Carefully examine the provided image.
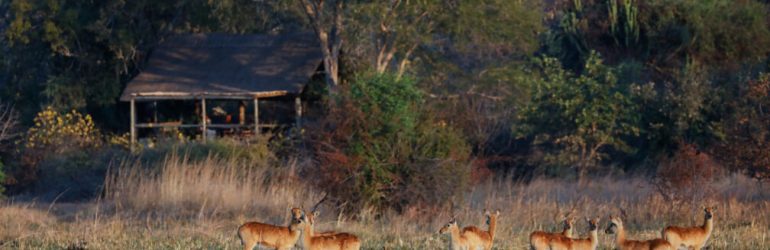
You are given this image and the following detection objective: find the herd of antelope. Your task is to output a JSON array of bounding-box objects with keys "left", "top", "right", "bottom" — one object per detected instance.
[{"left": 237, "top": 206, "right": 716, "bottom": 250}]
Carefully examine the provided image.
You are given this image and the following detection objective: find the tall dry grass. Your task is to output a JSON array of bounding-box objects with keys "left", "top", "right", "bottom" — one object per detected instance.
[
  {"left": 1, "top": 154, "right": 769, "bottom": 249},
  {"left": 104, "top": 154, "right": 322, "bottom": 222}
]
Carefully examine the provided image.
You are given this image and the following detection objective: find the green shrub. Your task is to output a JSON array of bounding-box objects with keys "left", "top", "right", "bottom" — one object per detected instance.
[
  {"left": 33, "top": 147, "right": 126, "bottom": 201},
  {"left": 137, "top": 136, "right": 276, "bottom": 169},
  {"left": 20, "top": 106, "right": 101, "bottom": 151},
  {"left": 9, "top": 107, "right": 106, "bottom": 192},
  {"left": 545, "top": 0, "right": 770, "bottom": 72},
  {"left": 308, "top": 72, "right": 472, "bottom": 214},
  {"left": 514, "top": 52, "right": 641, "bottom": 178}
]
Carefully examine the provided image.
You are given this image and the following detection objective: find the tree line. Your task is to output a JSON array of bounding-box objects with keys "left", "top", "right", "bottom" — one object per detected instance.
[{"left": 1, "top": 0, "right": 770, "bottom": 206}]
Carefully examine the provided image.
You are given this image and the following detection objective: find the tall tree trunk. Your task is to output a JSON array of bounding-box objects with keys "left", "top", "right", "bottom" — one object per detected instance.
[{"left": 302, "top": 0, "right": 344, "bottom": 93}]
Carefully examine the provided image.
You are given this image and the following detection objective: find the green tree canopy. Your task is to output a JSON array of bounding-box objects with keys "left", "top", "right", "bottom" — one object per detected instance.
[{"left": 515, "top": 52, "right": 641, "bottom": 178}]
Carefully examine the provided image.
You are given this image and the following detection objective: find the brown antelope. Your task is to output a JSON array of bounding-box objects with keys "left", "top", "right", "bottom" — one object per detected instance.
[
  {"left": 237, "top": 207, "right": 306, "bottom": 250},
  {"left": 662, "top": 206, "right": 715, "bottom": 250},
  {"left": 548, "top": 217, "right": 601, "bottom": 250},
  {"left": 299, "top": 210, "right": 361, "bottom": 250},
  {"left": 439, "top": 218, "right": 476, "bottom": 250},
  {"left": 453, "top": 210, "right": 499, "bottom": 250},
  {"left": 605, "top": 215, "right": 673, "bottom": 250},
  {"left": 480, "top": 210, "right": 500, "bottom": 250},
  {"left": 529, "top": 217, "right": 576, "bottom": 250},
  {"left": 453, "top": 210, "right": 500, "bottom": 250}
]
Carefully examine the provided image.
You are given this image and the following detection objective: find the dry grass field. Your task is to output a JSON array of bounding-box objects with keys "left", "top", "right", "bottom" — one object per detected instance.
[{"left": 1, "top": 156, "right": 768, "bottom": 249}]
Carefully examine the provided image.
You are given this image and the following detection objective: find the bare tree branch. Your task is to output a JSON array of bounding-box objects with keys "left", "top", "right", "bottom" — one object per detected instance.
[
  {"left": 301, "top": 0, "right": 344, "bottom": 90},
  {"left": 0, "top": 102, "right": 19, "bottom": 147}
]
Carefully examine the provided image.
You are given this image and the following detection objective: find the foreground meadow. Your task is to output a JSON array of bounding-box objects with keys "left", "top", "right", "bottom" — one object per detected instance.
[{"left": 1, "top": 156, "right": 768, "bottom": 250}]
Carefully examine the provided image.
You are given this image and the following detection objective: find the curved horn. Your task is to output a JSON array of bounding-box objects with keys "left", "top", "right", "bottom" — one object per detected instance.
[{"left": 311, "top": 192, "right": 328, "bottom": 213}]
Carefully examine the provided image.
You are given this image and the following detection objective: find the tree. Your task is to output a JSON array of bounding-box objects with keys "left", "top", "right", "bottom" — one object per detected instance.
[
  {"left": 307, "top": 72, "right": 471, "bottom": 213},
  {"left": 544, "top": 0, "right": 770, "bottom": 74},
  {"left": 0, "top": 101, "right": 19, "bottom": 197},
  {"left": 714, "top": 73, "right": 770, "bottom": 182},
  {"left": 0, "top": 102, "right": 19, "bottom": 146},
  {"left": 514, "top": 52, "right": 641, "bottom": 178},
  {"left": 1, "top": 0, "right": 302, "bottom": 129},
  {"left": 301, "top": 0, "right": 344, "bottom": 90},
  {"left": 346, "top": 0, "right": 441, "bottom": 79}
]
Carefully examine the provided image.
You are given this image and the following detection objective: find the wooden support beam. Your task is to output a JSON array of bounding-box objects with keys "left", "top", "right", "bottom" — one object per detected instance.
[
  {"left": 127, "top": 91, "right": 290, "bottom": 101},
  {"left": 253, "top": 98, "right": 260, "bottom": 134},
  {"left": 295, "top": 96, "right": 302, "bottom": 128},
  {"left": 135, "top": 123, "right": 200, "bottom": 128},
  {"left": 130, "top": 98, "right": 137, "bottom": 151},
  {"left": 239, "top": 101, "right": 246, "bottom": 126},
  {"left": 201, "top": 97, "right": 207, "bottom": 142}
]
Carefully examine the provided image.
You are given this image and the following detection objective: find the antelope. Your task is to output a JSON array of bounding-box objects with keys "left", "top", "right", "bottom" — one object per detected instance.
[
  {"left": 237, "top": 207, "right": 306, "bottom": 250},
  {"left": 605, "top": 215, "right": 673, "bottom": 250},
  {"left": 438, "top": 218, "right": 477, "bottom": 250},
  {"left": 480, "top": 210, "right": 500, "bottom": 250},
  {"left": 455, "top": 210, "right": 499, "bottom": 250},
  {"left": 549, "top": 217, "right": 601, "bottom": 250},
  {"left": 299, "top": 210, "right": 361, "bottom": 250},
  {"left": 662, "top": 206, "right": 716, "bottom": 250},
  {"left": 450, "top": 210, "right": 500, "bottom": 250},
  {"left": 529, "top": 217, "right": 576, "bottom": 250}
]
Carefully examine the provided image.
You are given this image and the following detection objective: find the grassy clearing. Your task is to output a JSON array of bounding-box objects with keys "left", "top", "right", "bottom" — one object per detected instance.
[{"left": 1, "top": 156, "right": 768, "bottom": 249}]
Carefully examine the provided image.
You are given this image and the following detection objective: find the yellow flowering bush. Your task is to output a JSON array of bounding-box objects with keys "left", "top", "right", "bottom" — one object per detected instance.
[{"left": 22, "top": 106, "right": 102, "bottom": 150}]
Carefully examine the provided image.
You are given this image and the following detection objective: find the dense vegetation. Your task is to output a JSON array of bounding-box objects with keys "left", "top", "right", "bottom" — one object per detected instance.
[{"left": 1, "top": 0, "right": 770, "bottom": 213}]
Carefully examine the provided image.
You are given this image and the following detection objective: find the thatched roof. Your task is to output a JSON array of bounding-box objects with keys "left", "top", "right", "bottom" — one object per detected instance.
[{"left": 120, "top": 32, "right": 322, "bottom": 101}]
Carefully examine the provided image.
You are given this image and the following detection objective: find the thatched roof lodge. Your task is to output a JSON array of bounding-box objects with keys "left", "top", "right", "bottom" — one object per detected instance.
[{"left": 121, "top": 32, "right": 322, "bottom": 146}]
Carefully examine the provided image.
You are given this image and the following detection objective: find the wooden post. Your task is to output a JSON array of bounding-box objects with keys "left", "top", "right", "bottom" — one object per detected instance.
[
  {"left": 295, "top": 96, "right": 302, "bottom": 128},
  {"left": 239, "top": 101, "right": 246, "bottom": 126},
  {"left": 130, "top": 97, "right": 137, "bottom": 150},
  {"left": 201, "top": 97, "right": 207, "bottom": 142},
  {"left": 253, "top": 98, "right": 259, "bottom": 134},
  {"left": 152, "top": 101, "right": 158, "bottom": 123}
]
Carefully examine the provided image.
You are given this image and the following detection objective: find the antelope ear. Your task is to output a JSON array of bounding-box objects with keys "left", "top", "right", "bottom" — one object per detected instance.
[{"left": 495, "top": 210, "right": 500, "bottom": 216}]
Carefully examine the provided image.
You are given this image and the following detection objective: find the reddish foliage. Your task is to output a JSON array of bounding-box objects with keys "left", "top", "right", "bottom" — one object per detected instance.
[
  {"left": 305, "top": 98, "right": 369, "bottom": 207},
  {"left": 654, "top": 143, "right": 723, "bottom": 203},
  {"left": 712, "top": 75, "right": 770, "bottom": 181},
  {"left": 470, "top": 158, "right": 494, "bottom": 184}
]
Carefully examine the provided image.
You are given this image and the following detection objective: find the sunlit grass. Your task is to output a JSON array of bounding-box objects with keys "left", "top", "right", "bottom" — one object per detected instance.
[{"left": 1, "top": 156, "right": 768, "bottom": 249}]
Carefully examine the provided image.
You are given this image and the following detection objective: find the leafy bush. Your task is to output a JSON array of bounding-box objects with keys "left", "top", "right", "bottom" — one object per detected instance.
[
  {"left": 32, "top": 147, "right": 126, "bottom": 201},
  {"left": 713, "top": 73, "right": 770, "bottom": 181},
  {"left": 21, "top": 106, "right": 101, "bottom": 151},
  {"left": 137, "top": 136, "right": 276, "bottom": 169},
  {"left": 514, "top": 52, "right": 641, "bottom": 178},
  {"left": 545, "top": 0, "right": 770, "bottom": 72},
  {"left": 9, "top": 107, "right": 104, "bottom": 189},
  {"left": 654, "top": 143, "right": 723, "bottom": 203},
  {"left": 307, "top": 72, "right": 471, "bottom": 214}
]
